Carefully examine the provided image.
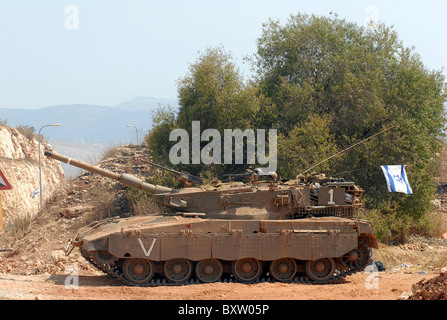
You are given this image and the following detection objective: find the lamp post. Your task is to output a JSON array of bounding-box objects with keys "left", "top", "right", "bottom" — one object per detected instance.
[
  {"left": 127, "top": 124, "right": 139, "bottom": 145},
  {"left": 38, "top": 123, "right": 60, "bottom": 209}
]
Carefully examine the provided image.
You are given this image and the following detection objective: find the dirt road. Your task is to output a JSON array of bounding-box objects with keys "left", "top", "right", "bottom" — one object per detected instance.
[{"left": 0, "top": 270, "right": 435, "bottom": 300}]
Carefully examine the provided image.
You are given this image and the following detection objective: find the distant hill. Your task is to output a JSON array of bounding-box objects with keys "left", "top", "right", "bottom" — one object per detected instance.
[{"left": 0, "top": 97, "right": 179, "bottom": 144}]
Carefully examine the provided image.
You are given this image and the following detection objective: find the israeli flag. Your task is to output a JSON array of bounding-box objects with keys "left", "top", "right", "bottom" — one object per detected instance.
[{"left": 381, "top": 165, "right": 413, "bottom": 195}]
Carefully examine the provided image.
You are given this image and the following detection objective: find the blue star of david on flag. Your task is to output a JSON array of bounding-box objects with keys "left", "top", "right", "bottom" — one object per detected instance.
[{"left": 381, "top": 165, "right": 413, "bottom": 195}]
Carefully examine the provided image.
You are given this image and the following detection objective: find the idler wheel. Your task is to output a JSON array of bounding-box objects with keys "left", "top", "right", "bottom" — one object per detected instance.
[
  {"left": 195, "top": 259, "right": 223, "bottom": 283},
  {"left": 231, "top": 258, "right": 262, "bottom": 283},
  {"left": 163, "top": 258, "right": 192, "bottom": 283},
  {"left": 122, "top": 258, "right": 154, "bottom": 285},
  {"left": 339, "top": 240, "right": 371, "bottom": 271},
  {"left": 305, "top": 258, "right": 335, "bottom": 282},
  {"left": 269, "top": 258, "right": 297, "bottom": 282}
]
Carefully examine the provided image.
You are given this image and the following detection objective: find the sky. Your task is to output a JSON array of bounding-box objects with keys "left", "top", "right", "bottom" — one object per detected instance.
[{"left": 0, "top": 0, "right": 446, "bottom": 109}]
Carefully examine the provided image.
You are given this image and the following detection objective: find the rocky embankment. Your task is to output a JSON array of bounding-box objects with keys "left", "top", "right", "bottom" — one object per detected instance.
[{"left": 0, "top": 126, "right": 65, "bottom": 221}]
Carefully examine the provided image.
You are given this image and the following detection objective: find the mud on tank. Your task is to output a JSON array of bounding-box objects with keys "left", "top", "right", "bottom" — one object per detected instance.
[{"left": 46, "top": 150, "right": 378, "bottom": 286}]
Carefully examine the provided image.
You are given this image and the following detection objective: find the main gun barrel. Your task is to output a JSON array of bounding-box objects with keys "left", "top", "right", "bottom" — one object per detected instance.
[{"left": 44, "top": 150, "right": 173, "bottom": 194}]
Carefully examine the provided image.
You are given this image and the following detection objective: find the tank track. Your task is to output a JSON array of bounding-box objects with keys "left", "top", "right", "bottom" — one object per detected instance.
[{"left": 79, "top": 248, "right": 366, "bottom": 287}]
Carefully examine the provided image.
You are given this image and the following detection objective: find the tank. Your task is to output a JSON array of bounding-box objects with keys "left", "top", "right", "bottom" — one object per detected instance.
[{"left": 45, "top": 149, "right": 378, "bottom": 286}]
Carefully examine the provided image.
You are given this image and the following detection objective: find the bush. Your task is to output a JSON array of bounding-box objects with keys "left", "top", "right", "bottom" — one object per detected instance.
[
  {"left": 15, "top": 125, "right": 49, "bottom": 143},
  {"left": 359, "top": 207, "right": 437, "bottom": 244},
  {"left": 15, "top": 125, "right": 37, "bottom": 140}
]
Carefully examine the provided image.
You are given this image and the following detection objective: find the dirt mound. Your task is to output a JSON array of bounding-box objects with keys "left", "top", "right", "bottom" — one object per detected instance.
[
  {"left": 409, "top": 272, "right": 447, "bottom": 300},
  {"left": 374, "top": 234, "right": 447, "bottom": 274},
  {"left": 0, "top": 144, "right": 155, "bottom": 276}
]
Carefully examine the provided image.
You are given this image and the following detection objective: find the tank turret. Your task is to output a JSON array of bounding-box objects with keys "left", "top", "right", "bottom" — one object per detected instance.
[
  {"left": 45, "top": 149, "right": 378, "bottom": 286},
  {"left": 45, "top": 150, "right": 364, "bottom": 220}
]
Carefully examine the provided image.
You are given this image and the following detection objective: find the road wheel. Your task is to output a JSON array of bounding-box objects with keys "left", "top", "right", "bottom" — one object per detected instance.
[
  {"left": 195, "top": 259, "right": 223, "bottom": 283},
  {"left": 269, "top": 258, "right": 297, "bottom": 282},
  {"left": 163, "top": 258, "right": 192, "bottom": 283},
  {"left": 305, "top": 258, "right": 335, "bottom": 282},
  {"left": 122, "top": 258, "right": 154, "bottom": 285},
  {"left": 231, "top": 258, "right": 262, "bottom": 283}
]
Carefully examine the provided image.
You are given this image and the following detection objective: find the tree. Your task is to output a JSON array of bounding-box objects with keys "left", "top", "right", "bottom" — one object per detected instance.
[
  {"left": 177, "top": 46, "right": 263, "bottom": 132},
  {"left": 146, "top": 104, "right": 178, "bottom": 164},
  {"left": 255, "top": 13, "right": 447, "bottom": 236},
  {"left": 147, "top": 47, "right": 269, "bottom": 177}
]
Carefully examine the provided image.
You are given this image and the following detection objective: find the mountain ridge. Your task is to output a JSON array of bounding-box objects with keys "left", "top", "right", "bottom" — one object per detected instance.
[{"left": 0, "top": 97, "right": 179, "bottom": 144}]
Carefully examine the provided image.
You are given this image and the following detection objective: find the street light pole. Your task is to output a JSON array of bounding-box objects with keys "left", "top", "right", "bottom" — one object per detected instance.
[
  {"left": 38, "top": 123, "right": 60, "bottom": 209},
  {"left": 127, "top": 124, "right": 139, "bottom": 145}
]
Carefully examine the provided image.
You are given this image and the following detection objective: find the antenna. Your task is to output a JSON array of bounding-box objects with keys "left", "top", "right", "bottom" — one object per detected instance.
[{"left": 298, "top": 125, "right": 396, "bottom": 177}]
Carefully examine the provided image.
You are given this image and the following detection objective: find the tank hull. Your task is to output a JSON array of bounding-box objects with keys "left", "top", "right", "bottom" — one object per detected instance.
[{"left": 70, "top": 214, "right": 378, "bottom": 285}]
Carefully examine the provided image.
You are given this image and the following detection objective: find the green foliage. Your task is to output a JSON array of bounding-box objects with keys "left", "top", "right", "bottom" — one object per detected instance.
[
  {"left": 256, "top": 14, "right": 399, "bottom": 134},
  {"left": 146, "top": 104, "right": 178, "bottom": 165},
  {"left": 360, "top": 207, "right": 436, "bottom": 243},
  {"left": 144, "top": 169, "right": 180, "bottom": 189},
  {"left": 146, "top": 12, "right": 447, "bottom": 237},
  {"left": 277, "top": 113, "right": 338, "bottom": 179},
  {"left": 147, "top": 46, "right": 270, "bottom": 177},
  {"left": 177, "top": 46, "right": 265, "bottom": 131},
  {"left": 255, "top": 13, "right": 446, "bottom": 224}
]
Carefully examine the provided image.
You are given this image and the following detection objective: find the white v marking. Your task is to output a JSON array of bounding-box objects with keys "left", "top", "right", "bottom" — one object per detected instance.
[{"left": 137, "top": 238, "right": 157, "bottom": 257}]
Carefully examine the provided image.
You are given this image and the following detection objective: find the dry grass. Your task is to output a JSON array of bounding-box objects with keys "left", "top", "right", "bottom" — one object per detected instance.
[
  {"left": 428, "top": 211, "right": 447, "bottom": 237},
  {"left": 15, "top": 125, "right": 48, "bottom": 143},
  {"left": 125, "top": 188, "right": 163, "bottom": 217},
  {"left": 0, "top": 213, "right": 33, "bottom": 249},
  {"left": 75, "top": 183, "right": 121, "bottom": 227},
  {"left": 100, "top": 146, "right": 119, "bottom": 162}
]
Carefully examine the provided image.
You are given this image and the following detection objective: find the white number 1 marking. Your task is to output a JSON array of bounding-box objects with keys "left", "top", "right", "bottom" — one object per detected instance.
[{"left": 328, "top": 189, "right": 336, "bottom": 205}]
